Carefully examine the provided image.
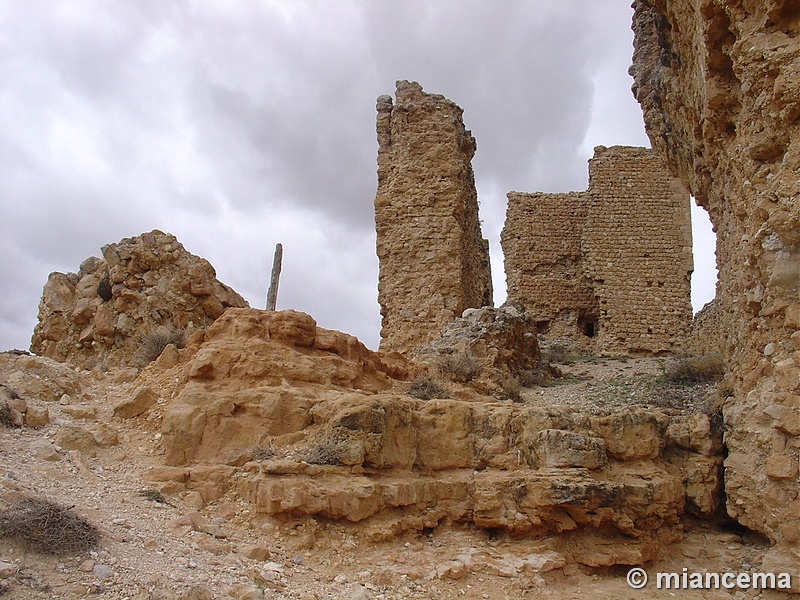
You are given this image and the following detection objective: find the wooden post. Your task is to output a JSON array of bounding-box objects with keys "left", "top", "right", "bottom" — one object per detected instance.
[{"left": 266, "top": 243, "right": 283, "bottom": 311}]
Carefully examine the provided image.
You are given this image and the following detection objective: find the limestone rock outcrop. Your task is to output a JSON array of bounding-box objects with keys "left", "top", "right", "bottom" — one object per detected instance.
[
  {"left": 155, "top": 308, "right": 402, "bottom": 466},
  {"left": 374, "top": 81, "right": 493, "bottom": 354},
  {"left": 136, "top": 307, "right": 722, "bottom": 564},
  {"left": 30, "top": 230, "right": 248, "bottom": 369},
  {"left": 631, "top": 0, "right": 800, "bottom": 572},
  {"left": 412, "top": 304, "right": 540, "bottom": 392}
]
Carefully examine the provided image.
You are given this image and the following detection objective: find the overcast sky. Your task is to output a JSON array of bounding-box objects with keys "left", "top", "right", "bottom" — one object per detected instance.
[{"left": 0, "top": 1, "right": 717, "bottom": 352}]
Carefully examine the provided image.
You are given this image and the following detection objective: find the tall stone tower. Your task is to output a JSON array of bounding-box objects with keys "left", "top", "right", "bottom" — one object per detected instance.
[
  {"left": 502, "top": 146, "right": 693, "bottom": 356},
  {"left": 374, "top": 81, "right": 493, "bottom": 353}
]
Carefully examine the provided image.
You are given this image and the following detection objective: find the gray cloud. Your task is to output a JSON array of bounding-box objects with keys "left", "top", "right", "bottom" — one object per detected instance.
[{"left": 0, "top": 1, "right": 715, "bottom": 352}]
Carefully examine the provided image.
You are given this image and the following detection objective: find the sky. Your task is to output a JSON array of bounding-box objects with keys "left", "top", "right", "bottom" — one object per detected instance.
[{"left": 0, "top": 1, "right": 717, "bottom": 352}]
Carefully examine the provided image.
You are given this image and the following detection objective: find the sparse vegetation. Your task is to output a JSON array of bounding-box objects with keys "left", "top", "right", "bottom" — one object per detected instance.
[
  {"left": 0, "top": 402, "right": 18, "bottom": 428},
  {"left": 251, "top": 444, "right": 276, "bottom": 461},
  {"left": 518, "top": 361, "right": 564, "bottom": 387},
  {"left": 0, "top": 495, "right": 99, "bottom": 555},
  {"left": 540, "top": 344, "right": 570, "bottom": 364},
  {"left": 495, "top": 374, "right": 522, "bottom": 402},
  {"left": 436, "top": 351, "right": 481, "bottom": 383},
  {"left": 0, "top": 385, "right": 22, "bottom": 428},
  {"left": 135, "top": 326, "right": 186, "bottom": 366},
  {"left": 303, "top": 432, "right": 348, "bottom": 466},
  {"left": 408, "top": 374, "right": 450, "bottom": 400},
  {"left": 663, "top": 353, "right": 725, "bottom": 385},
  {"left": 138, "top": 489, "right": 174, "bottom": 506}
]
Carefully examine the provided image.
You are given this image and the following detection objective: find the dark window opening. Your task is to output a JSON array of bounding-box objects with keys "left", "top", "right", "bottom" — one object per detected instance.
[
  {"left": 535, "top": 320, "right": 550, "bottom": 334},
  {"left": 578, "top": 315, "right": 597, "bottom": 338}
]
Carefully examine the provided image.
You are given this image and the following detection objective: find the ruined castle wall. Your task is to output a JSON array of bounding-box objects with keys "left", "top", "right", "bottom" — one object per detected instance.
[
  {"left": 502, "top": 146, "right": 693, "bottom": 356},
  {"left": 631, "top": 0, "right": 800, "bottom": 567},
  {"left": 583, "top": 146, "right": 694, "bottom": 355},
  {"left": 688, "top": 300, "right": 723, "bottom": 356},
  {"left": 374, "top": 81, "right": 492, "bottom": 353},
  {"left": 501, "top": 191, "right": 598, "bottom": 349}
]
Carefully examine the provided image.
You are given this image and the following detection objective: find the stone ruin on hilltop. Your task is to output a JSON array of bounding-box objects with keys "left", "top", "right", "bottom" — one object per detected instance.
[
  {"left": 16, "top": 1, "right": 800, "bottom": 581},
  {"left": 374, "top": 81, "right": 694, "bottom": 358},
  {"left": 503, "top": 145, "right": 694, "bottom": 356}
]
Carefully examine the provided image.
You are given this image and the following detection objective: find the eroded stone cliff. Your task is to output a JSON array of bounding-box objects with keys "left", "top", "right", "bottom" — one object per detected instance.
[{"left": 631, "top": 0, "right": 800, "bottom": 575}]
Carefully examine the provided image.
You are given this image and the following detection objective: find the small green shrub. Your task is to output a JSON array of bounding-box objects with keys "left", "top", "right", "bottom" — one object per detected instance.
[
  {"left": 0, "top": 495, "right": 99, "bottom": 555},
  {"left": 135, "top": 326, "right": 186, "bottom": 366},
  {"left": 408, "top": 374, "right": 450, "bottom": 401},
  {"left": 436, "top": 351, "right": 481, "bottom": 383},
  {"left": 664, "top": 354, "right": 725, "bottom": 384}
]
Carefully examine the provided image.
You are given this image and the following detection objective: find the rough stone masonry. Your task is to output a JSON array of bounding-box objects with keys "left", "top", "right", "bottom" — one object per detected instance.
[
  {"left": 502, "top": 145, "right": 694, "bottom": 356},
  {"left": 374, "top": 81, "right": 493, "bottom": 353}
]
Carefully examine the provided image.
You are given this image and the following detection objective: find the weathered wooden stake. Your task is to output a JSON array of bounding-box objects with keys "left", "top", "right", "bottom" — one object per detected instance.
[{"left": 266, "top": 243, "right": 283, "bottom": 311}]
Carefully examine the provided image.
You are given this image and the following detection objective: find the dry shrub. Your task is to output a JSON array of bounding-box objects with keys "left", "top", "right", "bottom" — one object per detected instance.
[
  {"left": 251, "top": 444, "right": 276, "bottom": 461},
  {"left": 303, "top": 432, "right": 348, "bottom": 466},
  {"left": 0, "top": 385, "right": 22, "bottom": 428},
  {"left": 0, "top": 495, "right": 99, "bottom": 555},
  {"left": 138, "top": 489, "right": 174, "bottom": 507},
  {"left": 664, "top": 353, "right": 725, "bottom": 384},
  {"left": 495, "top": 374, "right": 522, "bottom": 402},
  {"left": 135, "top": 326, "right": 186, "bottom": 366},
  {"left": 436, "top": 351, "right": 481, "bottom": 383},
  {"left": 0, "top": 402, "right": 19, "bottom": 428},
  {"left": 408, "top": 374, "right": 450, "bottom": 401},
  {"left": 540, "top": 344, "right": 569, "bottom": 364},
  {"left": 518, "top": 362, "right": 564, "bottom": 387}
]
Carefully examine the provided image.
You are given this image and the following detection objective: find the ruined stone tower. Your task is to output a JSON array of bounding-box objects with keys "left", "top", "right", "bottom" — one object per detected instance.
[
  {"left": 502, "top": 145, "right": 693, "bottom": 356},
  {"left": 374, "top": 81, "right": 493, "bottom": 353}
]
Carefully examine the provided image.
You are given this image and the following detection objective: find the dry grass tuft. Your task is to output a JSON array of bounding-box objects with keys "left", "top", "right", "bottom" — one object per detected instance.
[
  {"left": 135, "top": 326, "right": 186, "bottom": 366},
  {"left": 436, "top": 351, "right": 481, "bottom": 383},
  {"left": 408, "top": 374, "right": 450, "bottom": 401},
  {"left": 518, "top": 362, "right": 564, "bottom": 387},
  {"left": 0, "top": 402, "right": 19, "bottom": 428},
  {"left": 138, "top": 489, "right": 174, "bottom": 507},
  {"left": 251, "top": 444, "right": 276, "bottom": 461},
  {"left": 664, "top": 353, "right": 725, "bottom": 384},
  {"left": 495, "top": 374, "right": 522, "bottom": 402},
  {"left": 540, "top": 344, "right": 570, "bottom": 364},
  {"left": 302, "top": 433, "right": 348, "bottom": 466},
  {"left": 0, "top": 495, "right": 99, "bottom": 555}
]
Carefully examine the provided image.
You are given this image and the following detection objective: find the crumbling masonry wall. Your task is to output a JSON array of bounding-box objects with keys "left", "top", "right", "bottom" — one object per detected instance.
[
  {"left": 374, "top": 81, "right": 492, "bottom": 353},
  {"left": 502, "top": 146, "right": 693, "bottom": 356},
  {"left": 502, "top": 191, "right": 597, "bottom": 350}
]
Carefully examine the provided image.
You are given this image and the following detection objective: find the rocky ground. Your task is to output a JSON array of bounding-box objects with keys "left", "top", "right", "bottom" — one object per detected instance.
[{"left": 0, "top": 352, "right": 786, "bottom": 599}]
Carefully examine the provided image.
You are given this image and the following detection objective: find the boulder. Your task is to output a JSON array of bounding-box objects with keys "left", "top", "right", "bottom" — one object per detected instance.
[{"left": 114, "top": 386, "right": 159, "bottom": 418}]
